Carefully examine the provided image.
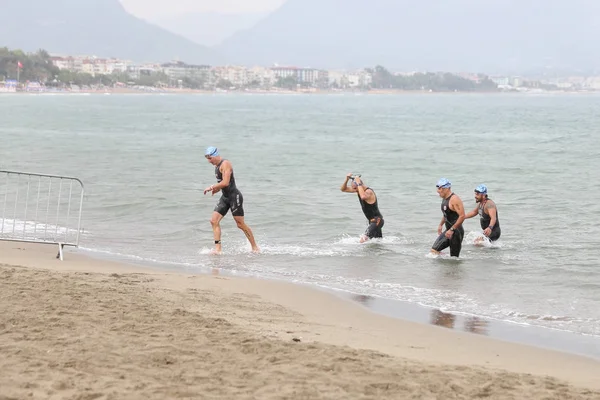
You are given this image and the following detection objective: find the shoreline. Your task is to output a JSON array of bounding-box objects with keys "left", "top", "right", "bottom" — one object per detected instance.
[
  {"left": 338, "top": 289, "right": 600, "bottom": 361},
  {"left": 2, "top": 241, "right": 599, "bottom": 399},
  {"left": 2, "top": 88, "right": 598, "bottom": 95},
  {"left": 77, "top": 244, "right": 600, "bottom": 361}
]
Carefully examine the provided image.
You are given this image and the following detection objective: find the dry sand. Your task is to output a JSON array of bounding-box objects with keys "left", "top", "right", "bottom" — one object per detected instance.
[{"left": 1, "top": 241, "right": 599, "bottom": 399}]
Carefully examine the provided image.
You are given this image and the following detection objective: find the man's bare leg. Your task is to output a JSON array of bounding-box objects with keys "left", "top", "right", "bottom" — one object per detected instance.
[
  {"left": 210, "top": 211, "right": 224, "bottom": 254},
  {"left": 234, "top": 216, "right": 260, "bottom": 253}
]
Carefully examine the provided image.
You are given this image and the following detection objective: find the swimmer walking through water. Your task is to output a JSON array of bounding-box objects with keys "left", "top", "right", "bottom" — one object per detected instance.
[
  {"left": 465, "top": 184, "right": 501, "bottom": 243},
  {"left": 341, "top": 173, "right": 384, "bottom": 243},
  {"left": 430, "top": 178, "right": 466, "bottom": 257},
  {"left": 203, "top": 146, "right": 259, "bottom": 254}
]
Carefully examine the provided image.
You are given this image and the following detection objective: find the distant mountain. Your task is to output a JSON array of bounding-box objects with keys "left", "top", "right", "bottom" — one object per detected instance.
[
  {"left": 217, "top": 0, "right": 600, "bottom": 73},
  {"left": 0, "top": 0, "right": 224, "bottom": 64},
  {"left": 153, "top": 12, "right": 267, "bottom": 47}
]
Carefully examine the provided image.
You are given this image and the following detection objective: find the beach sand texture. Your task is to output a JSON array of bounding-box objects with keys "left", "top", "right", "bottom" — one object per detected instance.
[{"left": 1, "top": 242, "right": 599, "bottom": 400}]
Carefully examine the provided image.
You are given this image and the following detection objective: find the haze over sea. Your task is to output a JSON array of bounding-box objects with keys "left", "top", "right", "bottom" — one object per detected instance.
[{"left": 2, "top": 92, "right": 600, "bottom": 347}]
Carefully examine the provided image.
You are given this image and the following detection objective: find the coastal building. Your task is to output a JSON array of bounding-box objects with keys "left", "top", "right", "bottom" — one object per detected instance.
[
  {"left": 210, "top": 65, "right": 249, "bottom": 88},
  {"left": 271, "top": 66, "right": 329, "bottom": 88},
  {"left": 50, "top": 56, "right": 84, "bottom": 72},
  {"left": 490, "top": 76, "right": 509, "bottom": 86},
  {"left": 328, "top": 70, "right": 372, "bottom": 88},
  {"left": 584, "top": 77, "right": 600, "bottom": 90},
  {"left": 271, "top": 66, "right": 298, "bottom": 80},
  {"left": 126, "top": 64, "right": 162, "bottom": 81},
  {"left": 50, "top": 55, "right": 130, "bottom": 76},
  {"left": 162, "top": 61, "right": 210, "bottom": 82},
  {"left": 246, "top": 66, "right": 276, "bottom": 88}
]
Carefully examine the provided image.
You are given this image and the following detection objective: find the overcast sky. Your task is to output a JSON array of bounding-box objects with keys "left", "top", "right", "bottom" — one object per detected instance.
[{"left": 120, "top": 0, "right": 285, "bottom": 19}]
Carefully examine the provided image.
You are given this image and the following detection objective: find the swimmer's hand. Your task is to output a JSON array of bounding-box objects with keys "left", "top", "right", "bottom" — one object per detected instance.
[{"left": 203, "top": 185, "right": 216, "bottom": 195}]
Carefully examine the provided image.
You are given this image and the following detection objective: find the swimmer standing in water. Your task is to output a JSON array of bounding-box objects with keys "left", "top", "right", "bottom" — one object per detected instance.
[
  {"left": 465, "top": 184, "right": 501, "bottom": 243},
  {"left": 430, "top": 178, "right": 466, "bottom": 257},
  {"left": 341, "top": 173, "right": 384, "bottom": 243}
]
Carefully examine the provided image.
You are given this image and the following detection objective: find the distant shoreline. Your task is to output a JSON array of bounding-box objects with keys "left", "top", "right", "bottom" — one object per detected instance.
[{"left": 2, "top": 88, "right": 597, "bottom": 95}]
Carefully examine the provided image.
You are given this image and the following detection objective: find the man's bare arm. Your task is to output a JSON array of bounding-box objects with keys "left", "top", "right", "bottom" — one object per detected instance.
[
  {"left": 357, "top": 187, "right": 374, "bottom": 202},
  {"left": 212, "top": 161, "right": 232, "bottom": 191},
  {"left": 341, "top": 175, "right": 357, "bottom": 193},
  {"left": 465, "top": 207, "right": 478, "bottom": 219}
]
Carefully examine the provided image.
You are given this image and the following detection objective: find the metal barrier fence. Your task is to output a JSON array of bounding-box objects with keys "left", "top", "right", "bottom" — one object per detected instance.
[{"left": 0, "top": 170, "right": 84, "bottom": 260}]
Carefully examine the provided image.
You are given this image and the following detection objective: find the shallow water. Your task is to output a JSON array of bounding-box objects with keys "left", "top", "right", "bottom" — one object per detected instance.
[{"left": 2, "top": 92, "right": 600, "bottom": 340}]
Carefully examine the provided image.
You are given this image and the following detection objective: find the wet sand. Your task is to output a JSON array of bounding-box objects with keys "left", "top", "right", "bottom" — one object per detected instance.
[{"left": 1, "top": 241, "right": 599, "bottom": 399}]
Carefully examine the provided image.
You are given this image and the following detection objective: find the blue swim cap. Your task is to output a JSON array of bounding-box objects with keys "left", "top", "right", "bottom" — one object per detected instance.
[
  {"left": 205, "top": 146, "right": 219, "bottom": 157},
  {"left": 475, "top": 184, "right": 488, "bottom": 194},
  {"left": 436, "top": 178, "right": 451, "bottom": 189}
]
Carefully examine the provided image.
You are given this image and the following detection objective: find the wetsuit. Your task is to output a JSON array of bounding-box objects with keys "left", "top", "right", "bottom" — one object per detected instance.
[
  {"left": 213, "top": 159, "right": 244, "bottom": 217},
  {"left": 432, "top": 193, "right": 464, "bottom": 257},
  {"left": 358, "top": 188, "right": 384, "bottom": 239},
  {"left": 479, "top": 199, "right": 501, "bottom": 241}
]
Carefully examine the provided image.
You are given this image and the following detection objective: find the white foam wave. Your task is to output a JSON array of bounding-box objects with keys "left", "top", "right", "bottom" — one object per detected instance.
[
  {"left": 195, "top": 234, "right": 409, "bottom": 258},
  {"left": 332, "top": 234, "right": 409, "bottom": 245},
  {"left": 77, "top": 235, "right": 600, "bottom": 338},
  {"left": 464, "top": 231, "right": 504, "bottom": 248},
  {"left": 0, "top": 218, "right": 86, "bottom": 243}
]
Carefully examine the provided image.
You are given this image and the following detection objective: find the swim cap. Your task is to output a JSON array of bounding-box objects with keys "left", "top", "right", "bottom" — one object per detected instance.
[
  {"left": 205, "top": 146, "right": 219, "bottom": 157},
  {"left": 475, "top": 184, "right": 487, "bottom": 194},
  {"left": 436, "top": 178, "right": 451, "bottom": 189}
]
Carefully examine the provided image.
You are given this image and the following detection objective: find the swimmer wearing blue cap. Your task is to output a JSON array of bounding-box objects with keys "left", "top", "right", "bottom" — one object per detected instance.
[
  {"left": 203, "top": 146, "right": 259, "bottom": 254},
  {"left": 465, "top": 184, "right": 501, "bottom": 242},
  {"left": 430, "top": 178, "right": 466, "bottom": 257},
  {"left": 341, "top": 173, "right": 384, "bottom": 243}
]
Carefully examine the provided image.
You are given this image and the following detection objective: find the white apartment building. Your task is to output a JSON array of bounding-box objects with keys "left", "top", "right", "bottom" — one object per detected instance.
[
  {"left": 127, "top": 64, "right": 163, "bottom": 80},
  {"left": 271, "top": 66, "right": 329, "bottom": 87},
  {"left": 161, "top": 61, "right": 211, "bottom": 81},
  {"left": 328, "top": 70, "right": 372, "bottom": 88},
  {"left": 246, "top": 66, "right": 276, "bottom": 87},
  {"left": 50, "top": 56, "right": 84, "bottom": 72},
  {"left": 211, "top": 65, "right": 249, "bottom": 87},
  {"left": 50, "top": 55, "right": 129, "bottom": 76}
]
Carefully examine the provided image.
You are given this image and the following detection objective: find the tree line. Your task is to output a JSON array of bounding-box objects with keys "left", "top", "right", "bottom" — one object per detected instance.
[
  {"left": 1, "top": 48, "right": 58, "bottom": 83},
  {"left": 2, "top": 47, "right": 499, "bottom": 92},
  {"left": 367, "top": 65, "right": 498, "bottom": 91},
  {"left": 0, "top": 47, "right": 167, "bottom": 87}
]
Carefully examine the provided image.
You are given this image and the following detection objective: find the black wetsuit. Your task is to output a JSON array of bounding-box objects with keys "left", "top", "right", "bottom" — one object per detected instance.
[
  {"left": 479, "top": 199, "right": 501, "bottom": 241},
  {"left": 431, "top": 193, "right": 464, "bottom": 257},
  {"left": 358, "top": 188, "right": 384, "bottom": 239},
  {"left": 213, "top": 159, "right": 244, "bottom": 217}
]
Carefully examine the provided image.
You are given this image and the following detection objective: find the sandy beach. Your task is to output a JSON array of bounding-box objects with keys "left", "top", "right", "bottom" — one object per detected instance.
[{"left": 1, "top": 242, "right": 599, "bottom": 399}]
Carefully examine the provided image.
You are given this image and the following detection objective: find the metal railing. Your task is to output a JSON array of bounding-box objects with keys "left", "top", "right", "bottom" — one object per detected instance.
[{"left": 0, "top": 170, "right": 85, "bottom": 260}]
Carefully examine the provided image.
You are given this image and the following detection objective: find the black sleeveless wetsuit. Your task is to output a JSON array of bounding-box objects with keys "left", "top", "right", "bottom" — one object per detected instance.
[
  {"left": 479, "top": 199, "right": 501, "bottom": 241},
  {"left": 213, "top": 159, "right": 244, "bottom": 217},
  {"left": 358, "top": 188, "right": 384, "bottom": 239},
  {"left": 431, "top": 193, "right": 464, "bottom": 257}
]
